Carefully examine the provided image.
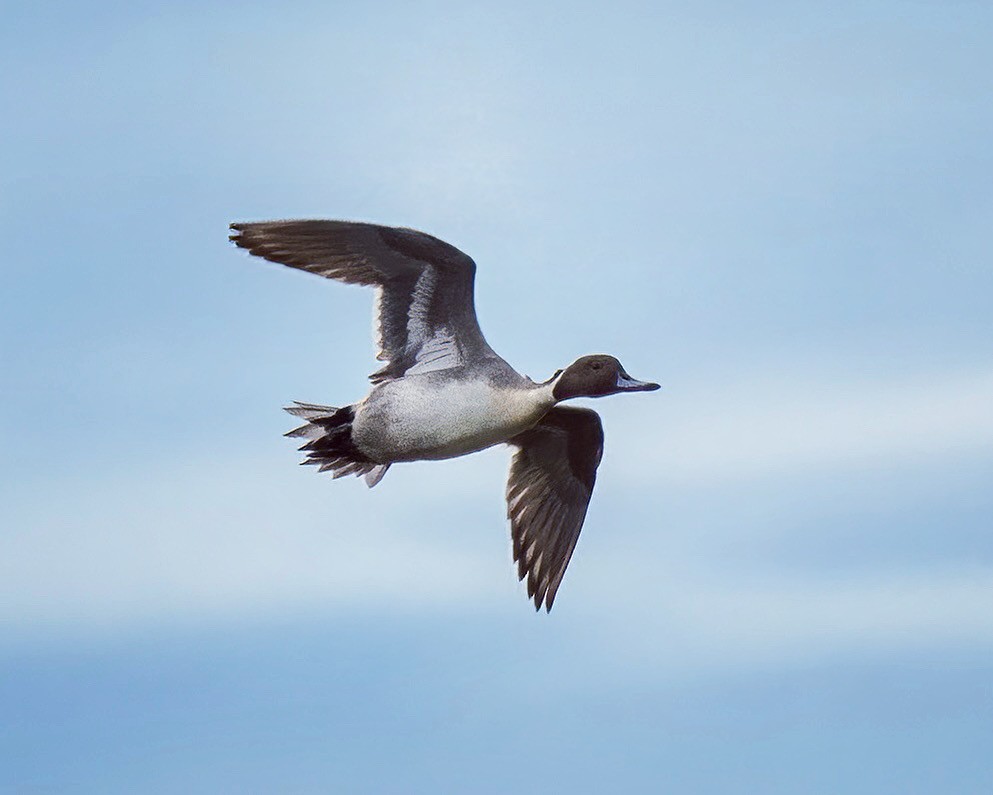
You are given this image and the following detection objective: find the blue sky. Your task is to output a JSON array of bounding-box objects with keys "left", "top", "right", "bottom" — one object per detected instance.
[{"left": 2, "top": 1, "right": 992, "bottom": 792}]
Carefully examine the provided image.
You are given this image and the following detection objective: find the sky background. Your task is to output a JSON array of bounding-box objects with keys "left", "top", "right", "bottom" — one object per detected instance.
[{"left": 2, "top": 1, "right": 992, "bottom": 792}]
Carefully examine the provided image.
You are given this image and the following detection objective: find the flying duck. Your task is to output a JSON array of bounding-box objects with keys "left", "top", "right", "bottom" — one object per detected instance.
[{"left": 230, "top": 220, "right": 659, "bottom": 610}]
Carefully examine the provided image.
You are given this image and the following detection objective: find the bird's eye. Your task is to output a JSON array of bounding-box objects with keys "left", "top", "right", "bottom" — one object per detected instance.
[{"left": 590, "top": 362, "right": 602, "bottom": 371}]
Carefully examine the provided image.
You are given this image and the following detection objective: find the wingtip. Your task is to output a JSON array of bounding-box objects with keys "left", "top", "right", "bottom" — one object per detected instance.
[{"left": 532, "top": 594, "right": 554, "bottom": 613}]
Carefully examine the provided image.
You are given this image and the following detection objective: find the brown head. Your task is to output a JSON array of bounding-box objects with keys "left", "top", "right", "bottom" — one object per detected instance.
[{"left": 551, "top": 355, "right": 660, "bottom": 401}]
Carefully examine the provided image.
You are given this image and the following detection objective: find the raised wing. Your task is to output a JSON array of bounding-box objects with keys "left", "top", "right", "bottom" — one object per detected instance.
[
  {"left": 230, "top": 220, "right": 498, "bottom": 382},
  {"left": 506, "top": 407, "right": 604, "bottom": 611}
]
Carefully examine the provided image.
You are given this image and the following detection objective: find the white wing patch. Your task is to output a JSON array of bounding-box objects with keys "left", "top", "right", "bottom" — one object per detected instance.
[
  {"left": 405, "top": 327, "right": 463, "bottom": 374},
  {"left": 406, "top": 266, "right": 436, "bottom": 346},
  {"left": 366, "top": 264, "right": 469, "bottom": 378},
  {"left": 371, "top": 287, "right": 387, "bottom": 361},
  {"left": 401, "top": 265, "right": 464, "bottom": 375}
]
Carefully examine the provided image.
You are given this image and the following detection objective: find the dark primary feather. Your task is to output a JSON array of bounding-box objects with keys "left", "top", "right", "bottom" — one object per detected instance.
[
  {"left": 229, "top": 220, "right": 496, "bottom": 381},
  {"left": 506, "top": 407, "right": 604, "bottom": 611}
]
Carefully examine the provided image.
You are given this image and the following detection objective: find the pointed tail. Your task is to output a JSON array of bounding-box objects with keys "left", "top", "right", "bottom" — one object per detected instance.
[{"left": 284, "top": 402, "right": 390, "bottom": 487}]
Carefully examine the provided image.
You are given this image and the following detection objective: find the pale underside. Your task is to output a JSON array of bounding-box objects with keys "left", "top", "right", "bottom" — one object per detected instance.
[{"left": 352, "top": 374, "right": 557, "bottom": 463}]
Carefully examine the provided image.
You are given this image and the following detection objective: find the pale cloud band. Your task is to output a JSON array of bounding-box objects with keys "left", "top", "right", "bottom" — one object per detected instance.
[{"left": 3, "top": 365, "right": 991, "bottom": 672}]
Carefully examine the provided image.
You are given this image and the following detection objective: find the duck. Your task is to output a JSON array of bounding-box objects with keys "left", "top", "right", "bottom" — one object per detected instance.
[{"left": 230, "top": 219, "right": 660, "bottom": 611}]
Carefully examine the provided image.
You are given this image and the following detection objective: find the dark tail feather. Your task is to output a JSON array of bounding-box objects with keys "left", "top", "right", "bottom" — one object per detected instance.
[{"left": 284, "top": 402, "right": 390, "bottom": 488}]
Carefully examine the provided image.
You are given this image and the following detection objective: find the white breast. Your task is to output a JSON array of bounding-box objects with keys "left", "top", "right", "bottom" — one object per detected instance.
[{"left": 353, "top": 378, "right": 555, "bottom": 463}]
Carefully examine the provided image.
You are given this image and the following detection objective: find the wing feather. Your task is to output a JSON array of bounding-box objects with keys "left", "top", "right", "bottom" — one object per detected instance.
[
  {"left": 506, "top": 407, "right": 604, "bottom": 611},
  {"left": 230, "top": 220, "right": 497, "bottom": 381}
]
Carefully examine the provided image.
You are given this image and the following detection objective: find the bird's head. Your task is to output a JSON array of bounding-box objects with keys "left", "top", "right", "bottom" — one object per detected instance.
[{"left": 551, "top": 355, "right": 660, "bottom": 401}]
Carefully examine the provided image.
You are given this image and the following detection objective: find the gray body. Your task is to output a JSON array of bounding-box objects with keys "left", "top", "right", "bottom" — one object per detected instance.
[{"left": 353, "top": 363, "right": 555, "bottom": 462}]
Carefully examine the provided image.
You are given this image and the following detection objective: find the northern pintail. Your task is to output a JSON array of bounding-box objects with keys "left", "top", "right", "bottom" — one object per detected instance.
[{"left": 230, "top": 220, "right": 659, "bottom": 610}]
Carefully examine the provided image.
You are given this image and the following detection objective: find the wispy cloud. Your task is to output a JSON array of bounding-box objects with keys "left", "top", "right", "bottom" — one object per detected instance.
[
  {"left": 0, "top": 451, "right": 508, "bottom": 641},
  {"left": 614, "top": 366, "right": 993, "bottom": 485},
  {"left": 4, "top": 366, "right": 991, "bottom": 671},
  {"left": 571, "top": 563, "right": 993, "bottom": 680}
]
